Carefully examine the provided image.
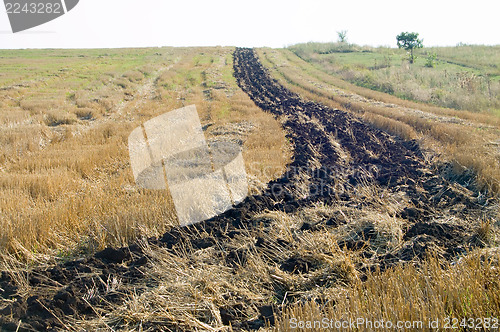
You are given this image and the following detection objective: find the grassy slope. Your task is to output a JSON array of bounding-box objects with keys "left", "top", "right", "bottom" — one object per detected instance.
[{"left": 289, "top": 43, "right": 500, "bottom": 114}]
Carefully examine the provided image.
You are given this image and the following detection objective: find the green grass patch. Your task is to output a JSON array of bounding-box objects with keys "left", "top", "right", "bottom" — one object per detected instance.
[{"left": 289, "top": 43, "right": 500, "bottom": 114}]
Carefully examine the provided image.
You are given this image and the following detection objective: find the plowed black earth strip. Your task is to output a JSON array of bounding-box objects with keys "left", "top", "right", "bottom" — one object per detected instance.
[{"left": 0, "top": 48, "right": 492, "bottom": 331}]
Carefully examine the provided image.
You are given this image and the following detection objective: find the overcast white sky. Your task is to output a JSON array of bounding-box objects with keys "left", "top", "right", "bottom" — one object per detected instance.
[{"left": 1, "top": 0, "right": 499, "bottom": 49}]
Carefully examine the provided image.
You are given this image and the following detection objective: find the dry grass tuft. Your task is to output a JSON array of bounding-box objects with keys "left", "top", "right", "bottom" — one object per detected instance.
[{"left": 277, "top": 250, "right": 500, "bottom": 331}]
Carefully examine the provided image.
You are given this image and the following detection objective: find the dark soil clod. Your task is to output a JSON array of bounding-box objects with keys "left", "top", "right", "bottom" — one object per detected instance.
[
  {"left": 281, "top": 255, "right": 314, "bottom": 274},
  {"left": 191, "top": 237, "right": 217, "bottom": 249},
  {"left": 257, "top": 305, "right": 275, "bottom": 325},
  {"left": 95, "top": 247, "right": 130, "bottom": 264}
]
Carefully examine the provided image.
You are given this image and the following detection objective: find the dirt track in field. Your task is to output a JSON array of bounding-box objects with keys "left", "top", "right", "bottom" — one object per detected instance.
[{"left": 0, "top": 48, "right": 494, "bottom": 331}]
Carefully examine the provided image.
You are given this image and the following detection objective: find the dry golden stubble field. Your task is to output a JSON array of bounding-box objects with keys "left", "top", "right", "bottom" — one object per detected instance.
[
  {"left": 0, "top": 47, "right": 290, "bottom": 264},
  {"left": 0, "top": 46, "right": 498, "bottom": 331}
]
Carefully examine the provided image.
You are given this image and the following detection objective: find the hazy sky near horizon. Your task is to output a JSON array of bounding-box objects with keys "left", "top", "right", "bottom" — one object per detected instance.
[{"left": 1, "top": 0, "right": 499, "bottom": 49}]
